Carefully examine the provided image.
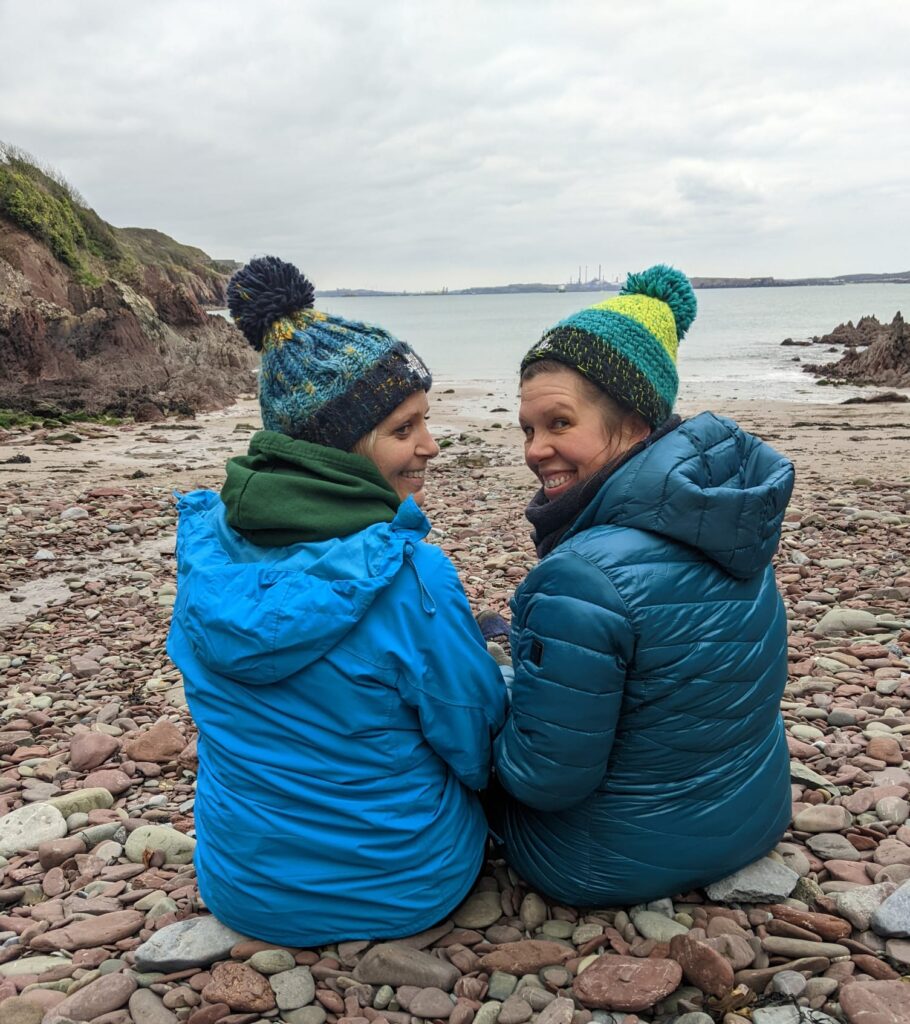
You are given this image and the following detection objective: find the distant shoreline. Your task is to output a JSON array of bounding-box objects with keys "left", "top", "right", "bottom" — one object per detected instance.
[{"left": 316, "top": 273, "right": 910, "bottom": 298}]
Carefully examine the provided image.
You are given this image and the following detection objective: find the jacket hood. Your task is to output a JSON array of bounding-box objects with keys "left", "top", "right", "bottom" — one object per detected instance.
[
  {"left": 221, "top": 430, "right": 400, "bottom": 547},
  {"left": 171, "top": 489, "right": 431, "bottom": 685},
  {"left": 565, "top": 412, "right": 794, "bottom": 579}
]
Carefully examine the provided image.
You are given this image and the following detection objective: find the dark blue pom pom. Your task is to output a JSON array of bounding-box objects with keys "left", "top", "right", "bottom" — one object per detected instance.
[{"left": 227, "top": 256, "right": 315, "bottom": 350}]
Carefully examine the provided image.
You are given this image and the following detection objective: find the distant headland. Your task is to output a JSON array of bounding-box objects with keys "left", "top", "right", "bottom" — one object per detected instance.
[{"left": 317, "top": 270, "right": 910, "bottom": 298}]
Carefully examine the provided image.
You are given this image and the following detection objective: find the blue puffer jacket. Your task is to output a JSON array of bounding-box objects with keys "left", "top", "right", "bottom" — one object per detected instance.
[
  {"left": 167, "top": 492, "right": 507, "bottom": 946},
  {"left": 495, "top": 413, "right": 795, "bottom": 906}
]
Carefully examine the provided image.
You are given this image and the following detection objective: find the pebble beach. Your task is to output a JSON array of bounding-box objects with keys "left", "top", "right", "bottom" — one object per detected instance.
[{"left": 1, "top": 388, "right": 909, "bottom": 1024}]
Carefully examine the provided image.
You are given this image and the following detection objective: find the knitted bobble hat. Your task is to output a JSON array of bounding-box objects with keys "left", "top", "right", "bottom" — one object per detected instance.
[
  {"left": 227, "top": 256, "right": 432, "bottom": 450},
  {"left": 521, "top": 265, "right": 697, "bottom": 427}
]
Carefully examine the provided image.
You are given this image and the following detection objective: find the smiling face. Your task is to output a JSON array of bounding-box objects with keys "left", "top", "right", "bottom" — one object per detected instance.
[
  {"left": 519, "top": 365, "right": 651, "bottom": 500},
  {"left": 358, "top": 390, "right": 439, "bottom": 505}
]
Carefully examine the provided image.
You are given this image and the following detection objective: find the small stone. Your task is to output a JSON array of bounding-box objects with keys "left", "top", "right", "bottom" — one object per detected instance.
[
  {"left": 247, "top": 950, "right": 297, "bottom": 975},
  {"left": 840, "top": 979, "right": 910, "bottom": 1024},
  {"left": 534, "top": 997, "right": 576, "bottom": 1024},
  {"left": 47, "top": 972, "right": 138, "bottom": 1022},
  {"left": 70, "top": 732, "right": 121, "bottom": 771},
  {"left": 770, "top": 971, "right": 807, "bottom": 998},
  {"left": 870, "top": 879, "right": 910, "bottom": 938},
  {"left": 474, "top": 1002, "right": 502, "bottom": 1024},
  {"left": 813, "top": 608, "right": 879, "bottom": 637},
  {"left": 83, "top": 768, "right": 133, "bottom": 795},
  {"left": 202, "top": 962, "right": 276, "bottom": 1014},
  {"left": 0, "top": 997, "right": 43, "bottom": 1024},
  {"left": 125, "top": 824, "right": 196, "bottom": 864},
  {"left": 373, "top": 986, "right": 393, "bottom": 1010},
  {"left": 519, "top": 894, "right": 547, "bottom": 932},
  {"left": 539, "top": 966, "right": 571, "bottom": 989},
  {"left": 631, "top": 910, "right": 688, "bottom": 943},
  {"left": 807, "top": 833, "right": 861, "bottom": 861},
  {"left": 497, "top": 995, "right": 533, "bottom": 1024},
  {"left": 487, "top": 971, "right": 518, "bottom": 1001},
  {"left": 836, "top": 883, "right": 899, "bottom": 931},
  {"left": 129, "top": 988, "right": 180, "bottom": 1024},
  {"left": 668, "top": 934, "right": 734, "bottom": 997},
  {"left": 354, "top": 943, "right": 460, "bottom": 990},
  {"left": 479, "top": 941, "right": 573, "bottom": 975},
  {"left": 0, "top": 956, "right": 72, "bottom": 979},
  {"left": 0, "top": 802, "right": 67, "bottom": 858},
  {"left": 540, "top": 919, "right": 574, "bottom": 939},
  {"left": 761, "top": 936, "right": 851, "bottom": 959},
  {"left": 453, "top": 891, "right": 504, "bottom": 929},
  {"left": 409, "top": 988, "right": 454, "bottom": 1019},
  {"left": 572, "top": 923, "right": 607, "bottom": 946},
  {"left": 792, "top": 805, "right": 852, "bottom": 833},
  {"left": 135, "top": 917, "right": 249, "bottom": 972},
  {"left": 876, "top": 797, "right": 909, "bottom": 826},
  {"left": 268, "top": 967, "right": 315, "bottom": 1010},
  {"left": 30, "top": 909, "right": 144, "bottom": 950},
  {"left": 705, "top": 857, "right": 799, "bottom": 902},
  {"left": 282, "top": 1008, "right": 326, "bottom": 1024},
  {"left": 47, "top": 787, "right": 114, "bottom": 817},
  {"left": 122, "top": 719, "right": 186, "bottom": 763},
  {"left": 572, "top": 956, "right": 682, "bottom": 1011}
]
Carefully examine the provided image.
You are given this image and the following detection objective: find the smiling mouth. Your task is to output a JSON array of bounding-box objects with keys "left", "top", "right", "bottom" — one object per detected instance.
[
  {"left": 542, "top": 471, "right": 574, "bottom": 490},
  {"left": 401, "top": 470, "right": 425, "bottom": 481}
]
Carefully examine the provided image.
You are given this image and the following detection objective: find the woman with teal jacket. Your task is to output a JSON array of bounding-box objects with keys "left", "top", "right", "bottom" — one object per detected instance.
[
  {"left": 167, "top": 257, "right": 507, "bottom": 946},
  {"left": 495, "top": 266, "right": 795, "bottom": 905}
]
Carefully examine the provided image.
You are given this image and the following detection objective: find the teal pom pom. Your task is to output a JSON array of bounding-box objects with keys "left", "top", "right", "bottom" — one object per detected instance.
[{"left": 621, "top": 264, "right": 697, "bottom": 340}]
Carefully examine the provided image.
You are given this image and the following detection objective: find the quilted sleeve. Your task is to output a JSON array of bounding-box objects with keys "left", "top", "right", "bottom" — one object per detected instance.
[
  {"left": 494, "top": 547, "right": 634, "bottom": 811},
  {"left": 396, "top": 545, "right": 509, "bottom": 791}
]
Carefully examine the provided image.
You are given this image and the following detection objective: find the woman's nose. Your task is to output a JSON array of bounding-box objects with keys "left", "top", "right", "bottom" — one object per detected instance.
[
  {"left": 526, "top": 432, "right": 553, "bottom": 465},
  {"left": 417, "top": 424, "right": 440, "bottom": 459}
]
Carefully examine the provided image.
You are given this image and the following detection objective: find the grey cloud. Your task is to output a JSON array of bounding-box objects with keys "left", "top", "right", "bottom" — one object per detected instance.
[{"left": 0, "top": 0, "right": 908, "bottom": 286}]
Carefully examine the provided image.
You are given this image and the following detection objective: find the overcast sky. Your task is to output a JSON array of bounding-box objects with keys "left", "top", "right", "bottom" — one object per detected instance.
[{"left": 1, "top": 0, "right": 908, "bottom": 290}]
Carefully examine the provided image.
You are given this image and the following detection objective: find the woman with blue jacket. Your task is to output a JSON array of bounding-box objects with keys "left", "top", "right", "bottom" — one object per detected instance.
[
  {"left": 495, "top": 266, "right": 795, "bottom": 906},
  {"left": 167, "top": 257, "right": 507, "bottom": 946}
]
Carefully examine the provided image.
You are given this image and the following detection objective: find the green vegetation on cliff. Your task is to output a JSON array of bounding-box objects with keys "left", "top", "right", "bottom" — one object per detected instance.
[
  {"left": 0, "top": 142, "right": 227, "bottom": 290},
  {"left": 0, "top": 142, "right": 133, "bottom": 284},
  {"left": 116, "top": 227, "right": 226, "bottom": 291}
]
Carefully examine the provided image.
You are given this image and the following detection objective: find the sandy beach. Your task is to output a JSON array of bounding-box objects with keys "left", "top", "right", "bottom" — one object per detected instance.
[{"left": 0, "top": 389, "right": 908, "bottom": 1022}]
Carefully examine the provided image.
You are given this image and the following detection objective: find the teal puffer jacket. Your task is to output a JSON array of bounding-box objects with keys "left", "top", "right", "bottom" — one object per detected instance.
[{"left": 495, "top": 413, "right": 795, "bottom": 905}]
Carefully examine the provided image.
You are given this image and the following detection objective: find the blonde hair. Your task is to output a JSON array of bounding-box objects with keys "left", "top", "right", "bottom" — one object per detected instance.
[{"left": 352, "top": 429, "right": 378, "bottom": 458}]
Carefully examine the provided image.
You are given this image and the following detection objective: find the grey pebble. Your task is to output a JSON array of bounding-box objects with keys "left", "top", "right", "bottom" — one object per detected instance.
[
  {"left": 487, "top": 972, "right": 518, "bottom": 1001},
  {"left": 269, "top": 966, "right": 315, "bottom": 1010}
]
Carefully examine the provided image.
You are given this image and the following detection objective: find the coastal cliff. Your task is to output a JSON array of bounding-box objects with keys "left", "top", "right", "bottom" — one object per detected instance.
[
  {"left": 805, "top": 313, "right": 910, "bottom": 389},
  {"left": 0, "top": 145, "right": 256, "bottom": 419}
]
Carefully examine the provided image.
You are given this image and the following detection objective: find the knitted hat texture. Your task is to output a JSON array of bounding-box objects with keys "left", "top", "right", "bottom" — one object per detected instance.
[
  {"left": 521, "top": 265, "right": 697, "bottom": 427},
  {"left": 227, "top": 256, "right": 432, "bottom": 450}
]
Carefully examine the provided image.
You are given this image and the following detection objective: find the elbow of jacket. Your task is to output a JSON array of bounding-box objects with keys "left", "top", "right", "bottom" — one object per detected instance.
[
  {"left": 495, "top": 745, "right": 601, "bottom": 812},
  {"left": 498, "top": 771, "right": 581, "bottom": 812},
  {"left": 457, "top": 764, "right": 490, "bottom": 791}
]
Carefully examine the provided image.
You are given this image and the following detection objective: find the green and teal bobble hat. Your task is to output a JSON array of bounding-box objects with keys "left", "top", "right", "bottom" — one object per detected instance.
[
  {"left": 227, "top": 256, "right": 432, "bottom": 450},
  {"left": 521, "top": 265, "right": 697, "bottom": 427}
]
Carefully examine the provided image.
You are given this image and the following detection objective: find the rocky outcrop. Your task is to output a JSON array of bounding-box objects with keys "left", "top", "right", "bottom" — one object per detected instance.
[
  {"left": 814, "top": 315, "right": 889, "bottom": 348},
  {"left": 0, "top": 213, "right": 256, "bottom": 419},
  {"left": 805, "top": 313, "right": 910, "bottom": 389}
]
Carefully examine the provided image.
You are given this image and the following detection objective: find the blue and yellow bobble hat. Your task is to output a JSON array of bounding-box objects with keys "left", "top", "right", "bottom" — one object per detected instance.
[
  {"left": 522, "top": 265, "right": 697, "bottom": 427},
  {"left": 227, "top": 256, "right": 432, "bottom": 451}
]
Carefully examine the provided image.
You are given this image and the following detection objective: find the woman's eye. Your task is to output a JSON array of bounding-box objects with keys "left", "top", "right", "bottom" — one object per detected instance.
[
  {"left": 552, "top": 418, "right": 570, "bottom": 429},
  {"left": 521, "top": 426, "right": 533, "bottom": 440},
  {"left": 394, "top": 423, "right": 412, "bottom": 438}
]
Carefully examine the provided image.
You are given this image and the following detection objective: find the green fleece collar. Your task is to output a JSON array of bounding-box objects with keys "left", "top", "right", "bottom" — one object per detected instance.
[{"left": 220, "top": 431, "right": 400, "bottom": 547}]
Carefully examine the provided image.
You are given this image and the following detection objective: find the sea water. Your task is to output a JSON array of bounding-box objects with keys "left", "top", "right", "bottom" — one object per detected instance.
[{"left": 215, "top": 283, "right": 909, "bottom": 404}]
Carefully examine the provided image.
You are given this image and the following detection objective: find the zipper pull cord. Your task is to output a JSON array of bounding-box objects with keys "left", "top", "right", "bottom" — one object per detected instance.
[{"left": 404, "top": 543, "right": 437, "bottom": 616}]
